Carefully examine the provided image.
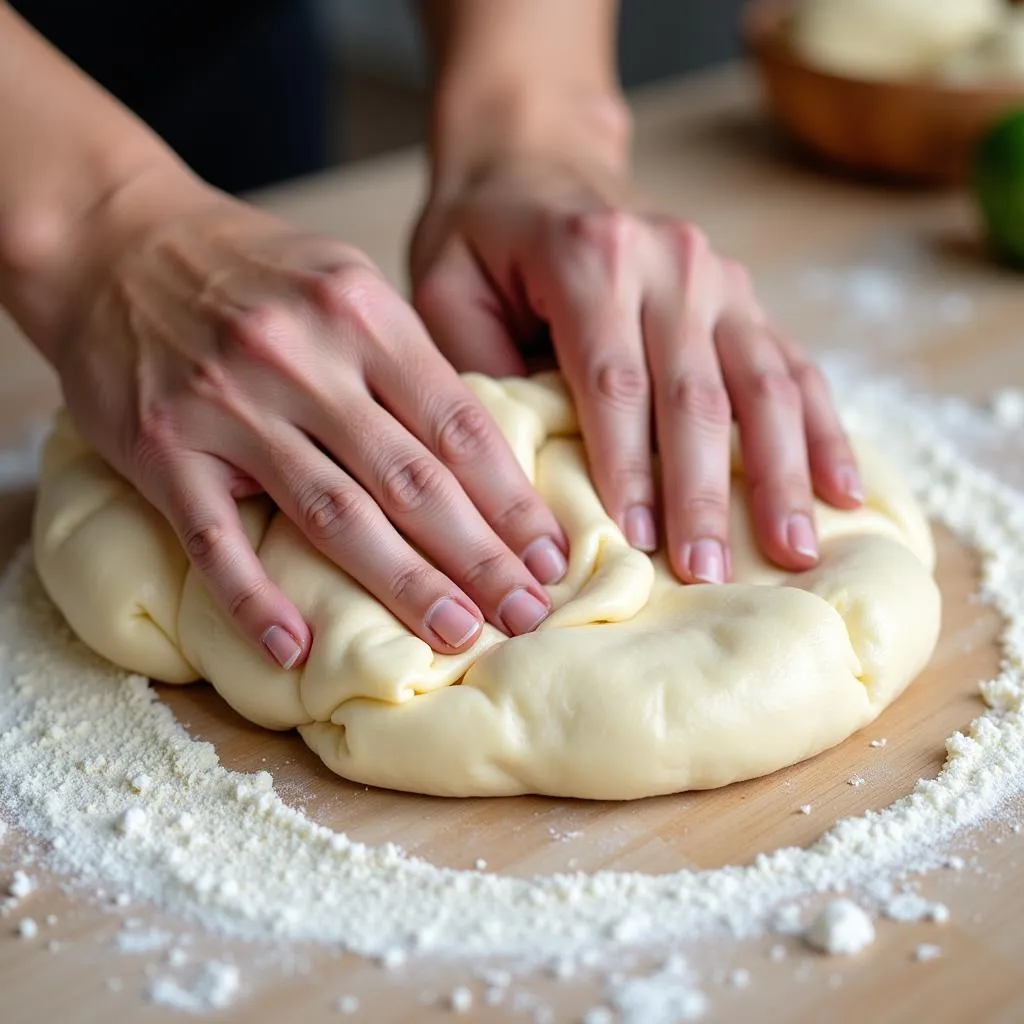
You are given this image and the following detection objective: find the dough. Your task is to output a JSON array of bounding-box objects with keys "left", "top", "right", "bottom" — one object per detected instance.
[
  {"left": 941, "top": 11, "right": 1024, "bottom": 84},
  {"left": 791, "top": 0, "right": 1002, "bottom": 80},
  {"left": 32, "top": 373, "right": 941, "bottom": 799}
]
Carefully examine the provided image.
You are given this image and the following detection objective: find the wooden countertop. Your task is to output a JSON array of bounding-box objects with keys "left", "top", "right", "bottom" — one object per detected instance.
[{"left": 2, "top": 64, "right": 1024, "bottom": 1023}]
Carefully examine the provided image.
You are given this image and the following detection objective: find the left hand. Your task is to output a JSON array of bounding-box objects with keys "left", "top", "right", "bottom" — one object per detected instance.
[{"left": 410, "top": 154, "right": 863, "bottom": 584}]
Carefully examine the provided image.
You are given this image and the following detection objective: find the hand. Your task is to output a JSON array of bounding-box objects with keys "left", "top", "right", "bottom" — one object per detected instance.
[
  {"left": 411, "top": 154, "right": 863, "bottom": 584},
  {"left": 42, "top": 169, "right": 568, "bottom": 667}
]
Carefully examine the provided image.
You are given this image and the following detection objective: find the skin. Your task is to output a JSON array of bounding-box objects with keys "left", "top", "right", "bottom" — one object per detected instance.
[{"left": 0, "top": 0, "right": 862, "bottom": 673}]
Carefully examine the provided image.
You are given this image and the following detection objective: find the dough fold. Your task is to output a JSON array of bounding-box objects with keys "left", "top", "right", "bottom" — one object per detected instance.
[{"left": 33, "top": 373, "right": 941, "bottom": 799}]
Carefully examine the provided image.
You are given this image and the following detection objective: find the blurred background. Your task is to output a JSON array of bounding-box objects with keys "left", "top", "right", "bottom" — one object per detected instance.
[{"left": 326, "top": 0, "right": 746, "bottom": 162}]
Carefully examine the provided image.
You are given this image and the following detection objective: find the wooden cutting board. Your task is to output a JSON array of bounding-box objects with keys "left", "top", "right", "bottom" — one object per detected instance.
[{"left": 2, "top": 65, "right": 1024, "bottom": 1023}]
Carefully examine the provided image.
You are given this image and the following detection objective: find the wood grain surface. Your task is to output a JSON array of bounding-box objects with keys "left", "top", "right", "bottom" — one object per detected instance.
[{"left": 2, "top": 65, "right": 1024, "bottom": 1024}]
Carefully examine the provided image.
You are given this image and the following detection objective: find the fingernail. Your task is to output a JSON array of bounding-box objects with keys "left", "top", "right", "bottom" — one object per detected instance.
[
  {"left": 624, "top": 505, "right": 658, "bottom": 552},
  {"left": 261, "top": 625, "right": 303, "bottom": 670},
  {"left": 787, "top": 513, "right": 818, "bottom": 559},
  {"left": 426, "top": 598, "right": 482, "bottom": 649},
  {"left": 522, "top": 536, "right": 568, "bottom": 585},
  {"left": 688, "top": 538, "right": 725, "bottom": 584},
  {"left": 838, "top": 465, "right": 864, "bottom": 503},
  {"left": 498, "top": 588, "right": 550, "bottom": 635}
]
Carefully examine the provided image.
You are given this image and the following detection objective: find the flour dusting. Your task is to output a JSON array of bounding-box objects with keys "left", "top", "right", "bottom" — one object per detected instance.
[{"left": 1, "top": 365, "right": 1024, "bottom": 1016}]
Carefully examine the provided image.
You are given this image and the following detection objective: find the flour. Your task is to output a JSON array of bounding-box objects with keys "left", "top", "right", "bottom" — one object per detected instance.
[
  {"left": 804, "top": 900, "right": 875, "bottom": 955},
  {"left": 2, "top": 370, "right": 1024, "bottom": 1015},
  {"left": 881, "top": 893, "right": 949, "bottom": 924},
  {"left": 148, "top": 962, "right": 241, "bottom": 1014}
]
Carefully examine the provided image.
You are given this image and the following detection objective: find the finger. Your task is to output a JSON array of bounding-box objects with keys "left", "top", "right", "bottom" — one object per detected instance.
[
  {"left": 536, "top": 211, "right": 657, "bottom": 552},
  {"left": 306, "top": 387, "right": 553, "bottom": 639},
  {"left": 774, "top": 331, "right": 863, "bottom": 508},
  {"left": 154, "top": 456, "right": 312, "bottom": 670},
  {"left": 643, "top": 238, "right": 733, "bottom": 584},
  {"left": 716, "top": 311, "right": 818, "bottom": 571},
  {"left": 240, "top": 424, "right": 486, "bottom": 654},
  {"left": 412, "top": 242, "right": 527, "bottom": 377},
  {"left": 369, "top": 330, "right": 569, "bottom": 586}
]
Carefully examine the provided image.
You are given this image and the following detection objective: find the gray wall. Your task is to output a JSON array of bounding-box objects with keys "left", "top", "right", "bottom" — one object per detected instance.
[{"left": 320, "top": 0, "right": 747, "bottom": 87}]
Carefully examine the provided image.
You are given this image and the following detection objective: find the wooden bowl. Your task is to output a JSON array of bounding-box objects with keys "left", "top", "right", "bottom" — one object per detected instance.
[{"left": 744, "top": 0, "right": 1024, "bottom": 183}]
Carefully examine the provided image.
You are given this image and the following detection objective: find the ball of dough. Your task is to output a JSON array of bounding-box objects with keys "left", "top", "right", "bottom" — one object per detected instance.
[
  {"left": 791, "top": 0, "right": 1002, "bottom": 80},
  {"left": 941, "top": 11, "right": 1024, "bottom": 83},
  {"left": 32, "top": 373, "right": 941, "bottom": 799}
]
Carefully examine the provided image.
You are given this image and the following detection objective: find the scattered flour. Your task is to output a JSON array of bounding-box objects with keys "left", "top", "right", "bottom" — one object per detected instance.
[
  {"left": 913, "top": 943, "right": 942, "bottom": 963},
  {"left": 882, "top": 894, "right": 949, "bottom": 924},
  {"left": 147, "top": 962, "right": 240, "bottom": 1014},
  {"left": 17, "top": 916, "right": 38, "bottom": 940},
  {"left": 606, "top": 962, "right": 708, "bottom": 1023},
  {"left": 805, "top": 901, "right": 875, "bottom": 956},
  {"left": 8, "top": 869, "right": 34, "bottom": 899},
  {"left": 1, "top": 366, "right": 1024, "bottom": 1016}
]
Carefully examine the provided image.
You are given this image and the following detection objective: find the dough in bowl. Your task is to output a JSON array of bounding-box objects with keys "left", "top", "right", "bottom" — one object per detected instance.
[
  {"left": 32, "top": 373, "right": 941, "bottom": 799},
  {"left": 791, "top": 0, "right": 1002, "bottom": 80}
]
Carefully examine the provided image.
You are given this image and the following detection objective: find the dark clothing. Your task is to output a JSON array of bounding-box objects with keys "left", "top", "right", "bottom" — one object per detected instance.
[{"left": 12, "top": 0, "right": 332, "bottom": 194}]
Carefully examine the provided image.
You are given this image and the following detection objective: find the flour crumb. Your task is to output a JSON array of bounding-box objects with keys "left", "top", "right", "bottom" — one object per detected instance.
[
  {"left": 129, "top": 772, "right": 152, "bottom": 793},
  {"left": 727, "top": 967, "right": 751, "bottom": 989},
  {"left": 115, "top": 927, "right": 173, "bottom": 954},
  {"left": 769, "top": 944, "right": 787, "bottom": 962},
  {"left": 914, "top": 943, "right": 942, "bottom": 962},
  {"left": 882, "top": 894, "right": 949, "bottom": 924},
  {"left": 113, "top": 892, "right": 130, "bottom": 908},
  {"left": 335, "top": 994, "right": 360, "bottom": 1014},
  {"left": 474, "top": 859, "right": 487, "bottom": 871},
  {"left": 798, "top": 804, "right": 812, "bottom": 815},
  {"left": 870, "top": 738, "right": 888, "bottom": 748},
  {"left": 167, "top": 948, "right": 188, "bottom": 968},
  {"left": 116, "top": 806, "right": 148, "bottom": 837},
  {"left": 992, "top": 390, "right": 1024, "bottom": 430},
  {"left": 106, "top": 977, "right": 123, "bottom": 993},
  {"left": 379, "top": 947, "right": 407, "bottom": 970},
  {"left": 606, "top": 966, "right": 708, "bottom": 1023},
  {"left": 848, "top": 776, "right": 866, "bottom": 788},
  {"left": 771, "top": 905, "right": 804, "bottom": 935},
  {"left": 449, "top": 986, "right": 473, "bottom": 1013},
  {"left": 148, "top": 962, "right": 240, "bottom": 1014},
  {"left": 17, "top": 917, "right": 38, "bottom": 940},
  {"left": 945, "top": 856, "right": 966, "bottom": 871},
  {"left": 8, "top": 870, "right": 34, "bottom": 899},
  {"left": 805, "top": 900, "right": 875, "bottom": 955}
]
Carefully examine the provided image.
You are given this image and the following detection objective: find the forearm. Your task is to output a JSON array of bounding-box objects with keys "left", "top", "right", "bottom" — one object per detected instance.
[
  {"left": 419, "top": 0, "right": 631, "bottom": 188},
  {"left": 0, "top": 3, "right": 191, "bottom": 355}
]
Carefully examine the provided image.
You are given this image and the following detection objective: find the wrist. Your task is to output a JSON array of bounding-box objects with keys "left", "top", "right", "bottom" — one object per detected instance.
[
  {"left": 0, "top": 153, "right": 209, "bottom": 360},
  {"left": 429, "top": 80, "right": 633, "bottom": 195}
]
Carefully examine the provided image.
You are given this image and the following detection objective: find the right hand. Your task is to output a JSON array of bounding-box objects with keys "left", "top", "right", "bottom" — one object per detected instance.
[{"left": 44, "top": 169, "right": 568, "bottom": 668}]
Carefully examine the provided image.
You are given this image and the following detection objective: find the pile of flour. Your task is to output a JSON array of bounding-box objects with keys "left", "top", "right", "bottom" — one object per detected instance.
[{"left": 1, "top": 345, "right": 1023, "bottom": 1016}]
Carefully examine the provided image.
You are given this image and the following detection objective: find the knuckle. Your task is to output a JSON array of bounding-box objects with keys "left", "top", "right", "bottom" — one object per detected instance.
[
  {"left": 181, "top": 521, "right": 226, "bottom": 572},
  {"left": 308, "top": 262, "right": 384, "bottom": 326},
  {"left": 459, "top": 547, "right": 510, "bottom": 592},
  {"left": 790, "top": 359, "right": 827, "bottom": 395},
  {"left": 722, "top": 258, "right": 752, "bottom": 293},
  {"left": 379, "top": 455, "right": 447, "bottom": 516},
  {"left": 221, "top": 304, "right": 291, "bottom": 363},
  {"left": 749, "top": 470, "right": 811, "bottom": 500},
  {"left": 665, "top": 375, "right": 732, "bottom": 426},
  {"left": 388, "top": 560, "right": 436, "bottom": 606},
  {"left": 435, "top": 401, "right": 493, "bottom": 465},
  {"left": 490, "top": 492, "right": 543, "bottom": 538},
  {"left": 749, "top": 369, "right": 801, "bottom": 407},
  {"left": 662, "top": 220, "right": 708, "bottom": 264},
  {"left": 226, "top": 578, "right": 271, "bottom": 620},
  {"left": 297, "top": 483, "right": 364, "bottom": 544},
  {"left": 564, "top": 209, "right": 636, "bottom": 274},
  {"left": 590, "top": 358, "right": 649, "bottom": 408},
  {"left": 680, "top": 492, "right": 728, "bottom": 527}
]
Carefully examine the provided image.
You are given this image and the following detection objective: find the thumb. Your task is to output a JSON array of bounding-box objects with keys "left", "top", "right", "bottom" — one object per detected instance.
[{"left": 412, "top": 242, "right": 526, "bottom": 377}]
